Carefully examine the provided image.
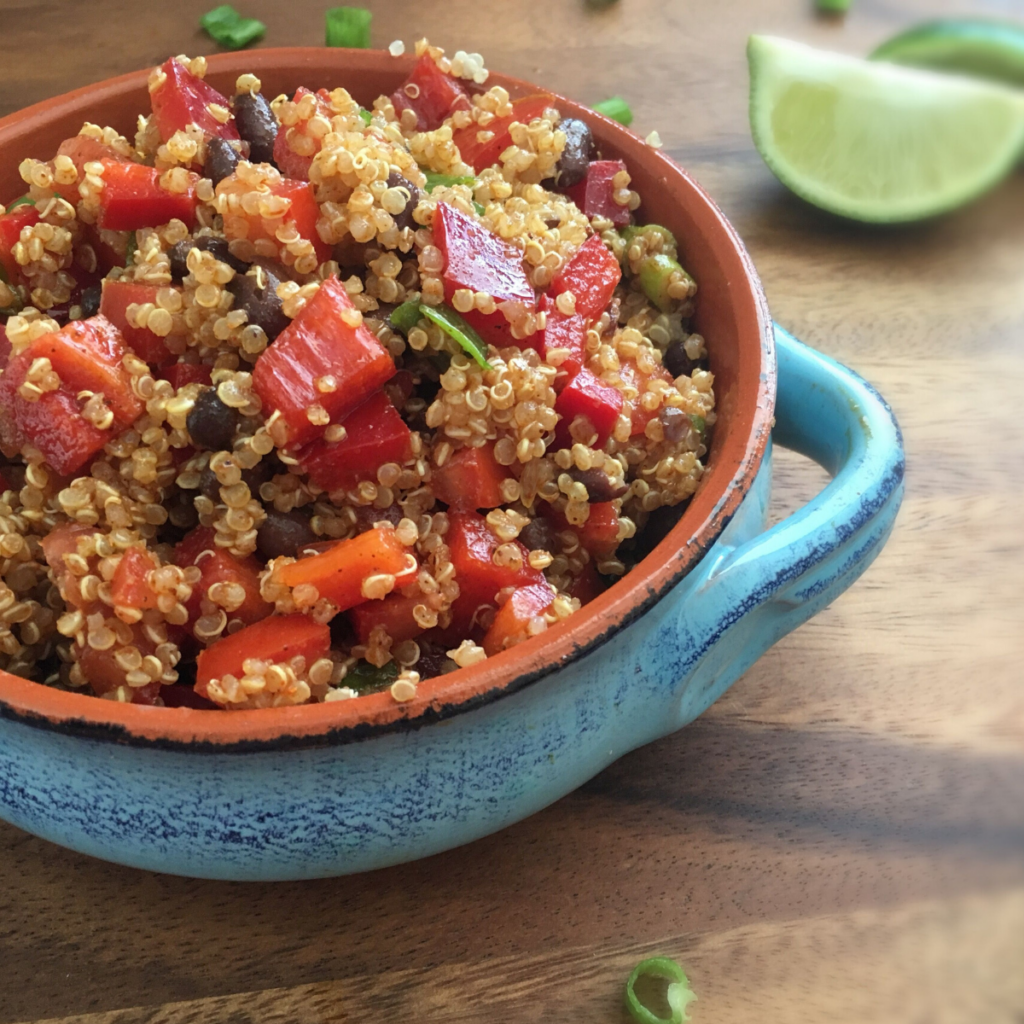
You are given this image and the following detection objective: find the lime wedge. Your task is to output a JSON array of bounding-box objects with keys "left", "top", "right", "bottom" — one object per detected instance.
[
  {"left": 871, "top": 18, "right": 1024, "bottom": 89},
  {"left": 748, "top": 35, "right": 1024, "bottom": 222}
]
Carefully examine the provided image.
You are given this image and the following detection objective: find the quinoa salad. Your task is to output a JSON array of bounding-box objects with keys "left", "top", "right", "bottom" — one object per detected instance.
[{"left": 0, "top": 41, "right": 715, "bottom": 710}]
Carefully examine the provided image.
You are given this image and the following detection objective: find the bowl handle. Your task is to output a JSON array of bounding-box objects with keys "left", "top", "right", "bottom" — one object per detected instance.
[{"left": 677, "top": 325, "right": 905, "bottom": 713}]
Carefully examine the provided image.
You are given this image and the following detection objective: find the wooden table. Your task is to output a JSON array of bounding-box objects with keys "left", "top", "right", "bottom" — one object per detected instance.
[{"left": 2, "top": 0, "right": 1022, "bottom": 1020}]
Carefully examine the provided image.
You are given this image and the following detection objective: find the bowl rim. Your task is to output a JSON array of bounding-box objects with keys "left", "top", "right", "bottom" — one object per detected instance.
[{"left": 0, "top": 47, "right": 775, "bottom": 751}]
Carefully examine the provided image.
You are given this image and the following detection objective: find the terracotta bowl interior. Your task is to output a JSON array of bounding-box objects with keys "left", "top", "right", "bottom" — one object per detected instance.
[{"left": 0, "top": 49, "right": 774, "bottom": 746}]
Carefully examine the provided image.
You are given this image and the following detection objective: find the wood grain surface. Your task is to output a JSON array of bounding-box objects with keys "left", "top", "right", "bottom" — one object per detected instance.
[{"left": 1, "top": 0, "right": 1022, "bottom": 1021}]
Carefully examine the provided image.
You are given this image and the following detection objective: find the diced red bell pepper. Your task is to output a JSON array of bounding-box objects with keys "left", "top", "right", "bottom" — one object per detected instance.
[
  {"left": 563, "top": 160, "right": 632, "bottom": 228},
  {"left": 431, "top": 443, "right": 510, "bottom": 510},
  {"left": 567, "top": 560, "right": 606, "bottom": 606},
  {"left": 159, "top": 362, "right": 213, "bottom": 390},
  {"left": 110, "top": 546, "right": 160, "bottom": 611},
  {"left": 0, "top": 323, "right": 10, "bottom": 365},
  {"left": 81, "top": 223, "right": 129, "bottom": 276},
  {"left": 553, "top": 367, "right": 623, "bottom": 449},
  {"left": 0, "top": 316, "right": 144, "bottom": 474},
  {"left": 433, "top": 202, "right": 535, "bottom": 349},
  {"left": 51, "top": 135, "right": 128, "bottom": 204},
  {"left": 297, "top": 390, "right": 412, "bottom": 493},
  {"left": 99, "top": 279, "right": 175, "bottom": 366},
  {"left": 278, "top": 525, "right": 413, "bottom": 613},
  {"left": 218, "top": 173, "right": 330, "bottom": 265},
  {"left": 534, "top": 294, "right": 586, "bottom": 389},
  {"left": 577, "top": 502, "right": 620, "bottom": 557},
  {"left": 349, "top": 591, "right": 427, "bottom": 646},
  {"left": 618, "top": 356, "right": 674, "bottom": 436},
  {"left": 451, "top": 93, "right": 555, "bottom": 172},
  {"left": 482, "top": 582, "right": 554, "bottom": 657},
  {"left": 252, "top": 277, "right": 395, "bottom": 448},
  {"left": 550, "top": 234, "right": 622, "bottom": 321},
  {"left": 391, "top": 53, "right": 471, "bottom": 132},
  {"left": 76, "top": 637, "right": 164, "bottom": 701},
  {"left": 97, "top": 160, "right": 198, "bottom": 232},
  {"left": 41, "top": 523, "right": 102, "bottom": 609},
  {"left": 384, "top": 369, "right": 416, "bottom": 408},
  {"left": 273, "top": 88, "right": 332, "bottom": 180},
  {"left": 195, "top": 613, "right": 330, "bottom": 695},
  {"left": 150, "top": 58, "right": 239, "bottom": 143},
  {"left": 174, "top": 526, "right": 272, "bottom": 628},
  {"left": 446, "top": 511, "right": 545, "bottom": 633},
  {"left": 0, "top": 203, "right": 40, "bottom": 283}
]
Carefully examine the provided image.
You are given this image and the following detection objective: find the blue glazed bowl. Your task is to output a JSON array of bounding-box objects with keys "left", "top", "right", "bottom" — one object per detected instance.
[{"left": 0, "top": 52, "right": 904, "bottom": 879}]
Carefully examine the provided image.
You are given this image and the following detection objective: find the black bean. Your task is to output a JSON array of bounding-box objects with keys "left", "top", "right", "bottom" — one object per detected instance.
[
  {"left": 167, "top": 237, "right": 248, "bottom": 282},
  {"left": 197, "top": 465, "right": 221, "bottom": 503},
  {"left": 186, "top": 387, "right": 241, "bottom": 452},
  {"left": 415, "top": 640, "right": 455, "bottom": 680},
  {"left": 79, "top": 285, "right": 101, "bottom": 319},
  {"left": 663, "top": 338, "right": 697, "bottom": 379},
  {"left": 351, "top": 504, "right": 403, "bottom": 532},
  {"left": 568, "top": 466, "right": 629, "bottom": 502},
  {"left": 233, "top": 91, "right": 279, "bottom": 165},
  {"left": 659, "top": 406, "right": 696, "bottom": 447},
  {"left": 205, "top": 137, "right": 241, "bottom": 186},
  {"left": 227, "top": 263, "right": 290, "bottom": 342},
  {"left": 518, "top": 516, "right": 558, "bottom": 553},
  {"left": 256, "top": 509, "right": 317, "bottom": 561},
  {"left": 166, "top": 489, "right": 200, "bottom": 530},
  {"left": 553, "top": 118, "right": 595, "bottom": 189},
  {"left": 386, "top": 170, "right": 423, "bottom": 232}
]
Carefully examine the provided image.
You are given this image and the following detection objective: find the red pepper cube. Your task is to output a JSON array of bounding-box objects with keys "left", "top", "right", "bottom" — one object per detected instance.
[
  {"left": 391, "top": 54, "right": 471, "bottom": 132},
  {"left": 195, "top": 614, "right": 330, "bottom": 698},
  {"left": 349, "top": 591, "right": 428, "bottom": 647},
  {"left": 563, "top": 160, "right": 632, "bottom": 228},
  {"left": 252, "top": 277, "right": 395, "bottom": 449},
  {"left": 277, "top": 525, "right": 414, "bottom": 614},
  {"left": 550, "top": 234, "right": 622, "bottom": 322},
  {"left": 217, "top": 173, "right": 330, "bottom": 266},
  {"left": 433, "top": 202, "right": 535, "bottom": 349},
  {"left": 297, "top": 390, "right": 412, "bottom": 493},
  {"left": 431, "top": 443, "right": 511, "bottom": 510},
  {"left": 618, "top": 356, "right": 674, "bottom": 436},
  {"left": 51, "top": 135, "right": 128, "bottom": 204},
  {"left": 99, "top": 279, "right": 176, "bottom": 367},
  {"left": 446, "top": 511, "right": 544, "bottom": 633},
  {"left": 41, "top": 523, "right": 104, "bottom": 610},
  {"left": 0, "top": 204, "right": 41, "bottom": 283},
  {"left": 273, "top": 88, "right": 333, "bottom": 180},
  {"left": 110, "top": 546, "right": 161, "bottom": 611},
  {"left": 567, "top": 560, "right": 606, "bottom": 606},
  {"left": 0, "top": 323, "right": 10, "bottom": 365},
  {"left": 482, "top": 582, "right": 555, "bottom": 657},
  {"left": 159, "top": 362, "right": 213, "bottom": 390},
  {"left": 554, "top": 367, "right": 624, "bottom": 449},
  {"left": 451, "top": 93, "right": 554, "bottom": 172},
  {"left": 577, "top": 502, "right": 620, "bottom": 557},
  {"left": 150, "top": 58, "right": 239, "bottom": 144},
  {"left": 0, "top": 316, "right": 144, "bottom": 474},
  {"left": 97, "top": 160, "right": 198, "bottom": 232},
  {"left": 535, "top": 294, "right": 586, "bottom": 390}
]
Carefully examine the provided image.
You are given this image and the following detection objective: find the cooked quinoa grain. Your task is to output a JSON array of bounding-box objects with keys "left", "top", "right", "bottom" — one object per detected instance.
[{"left": 0, "top": 42, "right": 714, "bottom": 709}]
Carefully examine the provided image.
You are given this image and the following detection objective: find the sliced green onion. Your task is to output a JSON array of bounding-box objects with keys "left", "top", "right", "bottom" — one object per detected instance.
[
  {"left": 472, "top": 201, "right": 486, "bottom": 217},
  {"left": 594, "top": 95, "right": 633, "bottom": 126},
  {"left": 200, "top": 5, "right": 266, "bottom": 50},
  {"left": 689, "top": 414, "right": 706, "bottom": 438},
  {"left": 358, "top": 107, "right": 372, "bottom": 126},
  {"left": 4, "top": 196, "right": 36, "bottom": 212},
  {"left": 423, "top": 172, "right": 477, "bottom": 191},
  {"left": 125, "top": 231, "right": 138, "bottom": 268},
  {"left": 343, "top": 659, "right": 398, "bottom": 694},
  {"left": 816, "top": 0, "right": 851, "bottom": 10},
  {"left": 625, "top": 958, "right": 696, "bottom": 1024},
  {"left": 388, "top": 300, "right": 423, "bottom": 335},
  {"left": 419, "top": 303, "right": 492, "bottom": 370},
  {"left": 325, "top": 7, "right": 372, "bottom": 48},
  {"left": 621, "top": 223, "right": 677, "bottom": 249}
]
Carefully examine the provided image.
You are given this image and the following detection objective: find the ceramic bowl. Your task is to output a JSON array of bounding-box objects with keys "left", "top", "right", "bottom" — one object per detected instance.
[{"left": 0, "top": 50, "right": 904, "bottom": 879}]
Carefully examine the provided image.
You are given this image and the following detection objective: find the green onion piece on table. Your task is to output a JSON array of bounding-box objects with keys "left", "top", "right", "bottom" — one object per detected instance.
[
  {"left": 125, "top": 231, "right": 138, "bottom": 268},
  {"left": 423, "top": 172, "right": 477, "bottom": 191},
  {"left": 343, "top": 659, "right": 399, "bottom": 694},
  {"left": 4, "top": 196, "right": 36, "bottom": 212},
  {"left": 625, "top": 957, "right": 697, "bottom": 1024},
  {"left": 816, "top": 0, "right": 851, "bottom": 11},
  {"left": 594, "top": 95, "right": 634, "bottom": 126},
  {"left": 200, "top": 5, "right": 266, "bottom": 50},
  {"left": 358, "top": 107, "right": 372, "bottom": 126},
  {"left": 325, "top": 7, "right": 372, "bottom": 48},
  {"left": 388, "top": 299, "right": 423, "bottom": 335},
  {"left": 420, "top": 303, "right": 493, "bottom": 370}
]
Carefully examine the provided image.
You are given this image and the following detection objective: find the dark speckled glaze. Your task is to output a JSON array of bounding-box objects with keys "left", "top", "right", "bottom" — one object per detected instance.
[{"left": 0, "top": 53, "right": 903, "bottom": 877}]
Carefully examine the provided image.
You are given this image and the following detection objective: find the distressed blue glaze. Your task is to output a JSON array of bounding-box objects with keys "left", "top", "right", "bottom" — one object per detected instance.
[{"left": 0, "top": 329, "right": 904, "bottom": 879}]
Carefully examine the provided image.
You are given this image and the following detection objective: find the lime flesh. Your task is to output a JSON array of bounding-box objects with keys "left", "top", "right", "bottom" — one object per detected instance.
[
  {"left": 871, "top": 18, "right": 1024, "bottom": 88},
  {"left": 748, "top": 35, "right": 1024, "bottom": 222}
]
